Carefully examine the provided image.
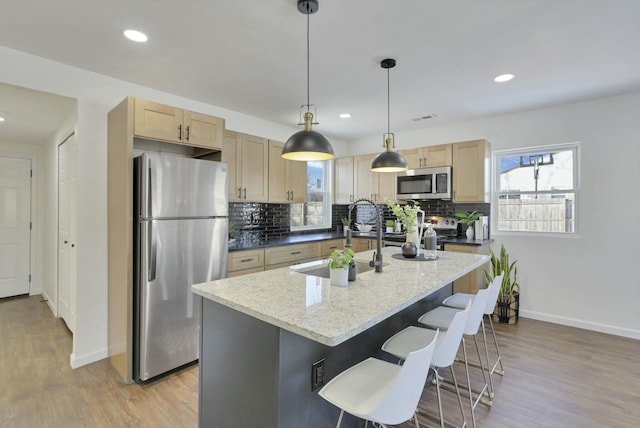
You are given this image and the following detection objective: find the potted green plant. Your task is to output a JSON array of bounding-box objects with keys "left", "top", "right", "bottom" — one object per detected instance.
[
  {"left": 455, "top": 210, "right": 481, "bottom": 240},
  {"left": 385, "top": 219, "right": 395, "bottom": 233},
  {"left": 340, "top": 217, "right": 350, "bottom": 236},
  {"left": 328, "top": 248, "right": 355, "bottom": 286},
  {"left": 483, "top": 244, "right": 520, "bottom": 324}
]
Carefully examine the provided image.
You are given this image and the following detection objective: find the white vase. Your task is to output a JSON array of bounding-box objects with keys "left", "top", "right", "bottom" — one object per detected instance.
[
  {"left": 466, "top": 225, "right": 474, "bottom": 240},
  {"left": 330, "top": 267, "right": 349, "bottom": 286}
]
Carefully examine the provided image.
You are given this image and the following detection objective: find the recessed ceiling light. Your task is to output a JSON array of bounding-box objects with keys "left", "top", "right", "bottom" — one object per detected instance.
[
  {"left": 494, "top": 73, "right": 515, "bottom": 83},
  {"left": 124, "top": 29, "right": 148, "bottom": 43},
  {"left": 339, "top": 113, "right": 351, "bottom": 119},
  {"left": 0, "top": 117, "right": 5, "bottom": 122}
]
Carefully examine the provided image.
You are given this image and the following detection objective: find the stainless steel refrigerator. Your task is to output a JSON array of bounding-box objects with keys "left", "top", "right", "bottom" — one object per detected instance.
[{"left": 133, "top": 152, "right": 228, "bottom": 382}]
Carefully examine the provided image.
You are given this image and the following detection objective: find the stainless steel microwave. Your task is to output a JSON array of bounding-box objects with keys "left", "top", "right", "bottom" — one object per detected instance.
[{"left": 396, "top": 166, "right": 452, "bottom": 200}]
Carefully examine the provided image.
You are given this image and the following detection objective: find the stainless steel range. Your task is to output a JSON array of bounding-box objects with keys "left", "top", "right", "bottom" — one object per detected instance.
[{"left": 383, "top": 216, "right": 458, "bottom": 250}]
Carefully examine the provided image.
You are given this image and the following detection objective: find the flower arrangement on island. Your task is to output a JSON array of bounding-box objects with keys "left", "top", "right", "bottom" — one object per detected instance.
[{"left": 385, "top": 199, "right": 422, "bottom": 234}]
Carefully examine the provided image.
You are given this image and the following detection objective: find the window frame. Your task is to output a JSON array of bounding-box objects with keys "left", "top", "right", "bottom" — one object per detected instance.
[
  {"left": 290, "top": 159, "right": 333, "bottom": 232},
  {"left": 491, "top": 142, "right": 581, "bottom": 238}
]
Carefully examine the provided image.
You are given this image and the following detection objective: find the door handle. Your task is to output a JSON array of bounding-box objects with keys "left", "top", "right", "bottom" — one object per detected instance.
[
  {"left": 243, "top": 188, "right": 247, "bottom": 199},
  {"left": 185, "top": 125, "right": 190, "bottom": 141},
  {"left": 178, "top": 124, "right": 182, "bottom": 140},
  {"left": 289, "top": 190, "right": 293, "bottom": 200},
  {"left": 148, "top": 221, "right": 157, "bottom": 282},
  {"left": 238, "top": 187, "right": 242, "bottom": 198}
]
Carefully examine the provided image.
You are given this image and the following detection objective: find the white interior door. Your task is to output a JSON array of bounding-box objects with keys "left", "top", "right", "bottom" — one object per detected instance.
[
  {"left": 0, "top": 156, "right": 31, "bottom": 299},
  {"left": 58, "top": 135, "right": 77, "bottom": 332}
]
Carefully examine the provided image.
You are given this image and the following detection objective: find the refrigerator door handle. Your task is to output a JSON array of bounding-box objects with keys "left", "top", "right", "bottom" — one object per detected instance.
[
  {"left": 148, "top": 157, "right": 156, "bottom": 218},
  {"left": 148, "top": 221, "right": 157, "bottom": 282}
]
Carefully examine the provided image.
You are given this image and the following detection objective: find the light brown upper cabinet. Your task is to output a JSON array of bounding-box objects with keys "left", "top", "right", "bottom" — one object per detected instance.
[
  {"left": 399, "top": 144, "right": 452, "bottom": 169},
  {"left": 222, "top": 130, "right": 269, "bottom": 202},
  {"left": 452, "top": 139, "right": 491, "bottom": 203},
  {"left": 268, "top": 140, "right": 307, "bottom": 203},
  {"left": 353, "top": 155, "right": 396, "bottom": 203},
  {"left": 134, "top": 98, "right": 224, "bottom": 150},
  {"left": 334, "top": 155, "right": 395, "bottom": 204},
  {"left": 334, "top": 157, "right": 355, "bottom": 204}
]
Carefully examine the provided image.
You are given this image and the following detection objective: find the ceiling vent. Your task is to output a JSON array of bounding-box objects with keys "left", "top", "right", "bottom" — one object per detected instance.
[{"left": 411, "top": 114, "right": 437, "bottom": 122}]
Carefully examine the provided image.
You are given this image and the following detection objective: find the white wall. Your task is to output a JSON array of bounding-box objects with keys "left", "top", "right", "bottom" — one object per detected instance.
[
  {"left": 349, "top": 92, "right": 640, "bottom": 339},
  {"left": 0, "top": 45, "right": 347, "bottom": 368}
]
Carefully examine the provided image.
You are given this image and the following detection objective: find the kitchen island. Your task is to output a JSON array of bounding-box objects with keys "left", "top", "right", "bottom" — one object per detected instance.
[{"left": 192, "top": 246, "right": 489, "bottom": 428}]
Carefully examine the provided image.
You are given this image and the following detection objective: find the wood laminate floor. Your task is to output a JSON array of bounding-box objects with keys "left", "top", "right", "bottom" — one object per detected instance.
[{"left": 1, "top": 294, "right": 639, "bottom": 427}]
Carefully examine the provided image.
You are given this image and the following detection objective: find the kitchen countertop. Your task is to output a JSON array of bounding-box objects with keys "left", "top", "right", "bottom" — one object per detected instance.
[
  {"left": 443, "top": 237, "right": 494, "bottom": 246},
  {"left": 192, "top": 246, "right": 489, "bottom": 346},
  {"left": 228, "top": 232, "right": 344, "bottom": 251}
]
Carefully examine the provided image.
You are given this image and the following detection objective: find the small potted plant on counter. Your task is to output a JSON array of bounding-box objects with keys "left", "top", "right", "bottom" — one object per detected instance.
[
  {"left": 385, "top": 219, "right": 395, "bottom": 234},
  {"left": 340, "top": 217, "right": 350, "bottom": 237},
  {"left": 484, "top": 244, "right": 520, "bottom": 324},
  {"left": 455, "top": 210, "right": 481, "bottom": 239},
  {"left": 328, "top": 248, "right": 355, "bottom": 286}
]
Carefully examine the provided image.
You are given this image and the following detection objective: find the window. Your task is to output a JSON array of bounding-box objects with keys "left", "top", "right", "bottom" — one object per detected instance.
[
  {"left": 493, "top": 143, "right": 579, "bottom": 235},
  {"left": 290, "top": 160, "right": 333, "bottom": 231}
]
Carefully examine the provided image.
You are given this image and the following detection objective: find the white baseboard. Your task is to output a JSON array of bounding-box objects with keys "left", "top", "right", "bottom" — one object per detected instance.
[
  {"left": 520, "top": 310, "right": 640, "bottom": 340},
  {"left": 70, "top": 347, "right": 109, "bottom": 369},
  {"left": 40, "top": 289, "right": 57, "bottom": 316}
]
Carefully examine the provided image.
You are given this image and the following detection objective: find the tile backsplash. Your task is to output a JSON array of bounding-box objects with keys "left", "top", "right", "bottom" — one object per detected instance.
[{"left": 229, "top": 200, "right": 490, "bottom": 242}]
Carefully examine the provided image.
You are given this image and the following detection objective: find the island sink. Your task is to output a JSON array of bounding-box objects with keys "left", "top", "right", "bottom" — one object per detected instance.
[{"left": 292, "top": 260, "right": 375, "bottom": 279}]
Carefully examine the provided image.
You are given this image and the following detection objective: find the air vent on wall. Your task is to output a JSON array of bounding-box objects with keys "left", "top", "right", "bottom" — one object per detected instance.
[{"left": 411, "top": 114, "right": 437, "bottom": 122}]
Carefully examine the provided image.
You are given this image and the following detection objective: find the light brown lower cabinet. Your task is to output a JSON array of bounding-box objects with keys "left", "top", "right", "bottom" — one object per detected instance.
[
  {"left": 444, "top": 243, "right": 491, "bottom": 293},
  {"left": 321, "top": 239, "right": 345, "bottom": 257},
  {"left": 264, "top": 242, "right": 321, "bottom": 270},
  {"left": 227, "top": 249, "right": 265, "bottom": 277},
  {"left": 351, "top": 238, "right": 381, "bottom": 253}
]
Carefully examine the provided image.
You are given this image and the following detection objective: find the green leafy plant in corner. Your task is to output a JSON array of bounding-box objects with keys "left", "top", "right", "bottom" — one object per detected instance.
[
  {"left": 340, "top": 217, "right": 350, "bottom": 227},
  {"left": 328, "top": 249, "right": 355, "bottom": 270},
  {"left": 385, "top": 219, "right": 395, "bottom": 228},
  {"left": 454, "top": 210, "right": 481, "bottom": 226},
  {"left": 483, "top": 244, "right": 520, "bottom": 295}
]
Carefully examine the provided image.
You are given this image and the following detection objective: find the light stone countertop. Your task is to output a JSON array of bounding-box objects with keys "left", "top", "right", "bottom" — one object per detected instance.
[{"left": 192, "top": 246, "right": 490, "bottom": 347}]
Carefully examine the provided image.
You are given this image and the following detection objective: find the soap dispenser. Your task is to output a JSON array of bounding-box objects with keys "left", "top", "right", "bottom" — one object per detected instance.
[{"left": 423, "top": 223, "right": 437, "bottom": 260}]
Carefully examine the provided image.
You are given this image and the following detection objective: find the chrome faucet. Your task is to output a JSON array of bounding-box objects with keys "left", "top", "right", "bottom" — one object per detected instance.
[{"left": 346, "top": 198, "right": 384, "bottom": 273}]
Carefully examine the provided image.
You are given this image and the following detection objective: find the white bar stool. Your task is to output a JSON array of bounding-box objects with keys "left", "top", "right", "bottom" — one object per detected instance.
[
  {"left": 442, "top": 274, "right": 504, "bottom": 398},
  {"left": 318, "top": 331, "right": 439, "bottom": 428},
  {"left": 417, "top": 288, "right": 491, "bottom": 428},
  {"left": 381, "top": 300, "right": 472, "bottom": 428}
]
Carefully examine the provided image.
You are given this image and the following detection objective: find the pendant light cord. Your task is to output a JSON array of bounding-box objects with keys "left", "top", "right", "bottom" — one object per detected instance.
[
  {"left": 387, "top": 67, "right": 391, "bottom": 135},
  {"left": 306, "top": 10, "right": 310, "bottom": 109}
]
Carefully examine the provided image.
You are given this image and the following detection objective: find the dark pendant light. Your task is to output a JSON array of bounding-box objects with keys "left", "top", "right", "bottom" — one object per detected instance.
[
  {"left": 371, "top": 58, "right": 408, "bottom": 172},
  {"left": 282, "top": 0, "right": 334, "bottom": 161}
]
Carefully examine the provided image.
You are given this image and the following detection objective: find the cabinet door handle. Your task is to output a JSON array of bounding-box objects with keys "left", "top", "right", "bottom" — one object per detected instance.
[
  {"left": 178, "top": 124, "right": 182, "bottom": 140},
  {"left": 185, "top": 125, "right": 190, "bottom": 141},
  {"left": 243, "top": 188, "right": 247, "bottom": 199},
  {"left": 240, "top": 258, "right": 254, "bottom": 263},
  {"left": 290, "top": 190, "right": 293, "bottom": 200},
  {"left": 64, "top": 240, "right": 68, "bottom": 244},
  {"left": 71, "top": 244, "right": 75, "bottom": 248},
  {"left": 238, "top": 187, "right": 242, "bottom": 198},
  {"left": 291, "top": 251, "right": 302, "bottom": 255}
]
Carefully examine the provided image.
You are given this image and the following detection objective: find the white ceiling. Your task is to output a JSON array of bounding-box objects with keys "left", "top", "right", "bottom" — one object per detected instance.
[{"left": 1, "top": 0, "right": 639, "bottom": 144}]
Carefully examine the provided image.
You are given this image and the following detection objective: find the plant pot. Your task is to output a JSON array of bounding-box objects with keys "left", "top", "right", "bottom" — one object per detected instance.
[
  {"left": 330, "top": 267, "right": 349, "bottom": 286},
  {"left": 466, "top": 225, "right": 474, "bottom": 240},
  {"left": 386, "top": 227, "right": 394, "bottom": 233},
  {"left": 402, "top": 234, "right": 418, "bottom": 258},
  {"left": 493, "top": 292, "right": 519, "bottom": 324}
]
